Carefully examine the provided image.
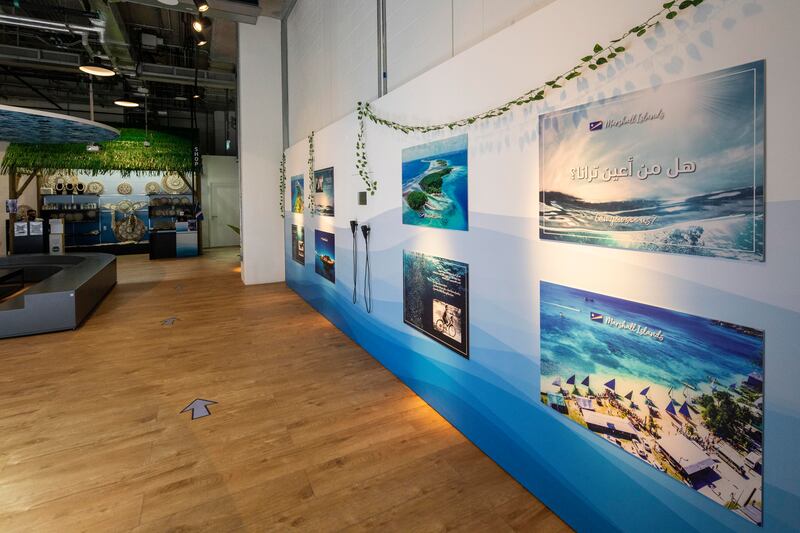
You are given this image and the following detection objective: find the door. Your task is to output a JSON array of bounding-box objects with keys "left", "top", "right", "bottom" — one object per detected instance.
[{"left": 208, "top": 182, "right": 240, "bottom": 248}]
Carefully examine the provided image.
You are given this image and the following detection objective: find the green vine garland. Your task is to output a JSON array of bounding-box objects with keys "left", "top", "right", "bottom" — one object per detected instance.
[
  {"left": 282, "top": 0, "right": 701, "bottom": 213},
  {"left": 353, "top": 0, "right": 701, "bottom": 193},
  {"left": 306, "top": 132, "right": 316, "bottom": 216},
  {"left": 279, "top": 152, "right": 287, "bottom": 218}
]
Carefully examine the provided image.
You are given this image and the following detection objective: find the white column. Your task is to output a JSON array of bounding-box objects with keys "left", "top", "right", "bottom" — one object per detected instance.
[{"left": 238, "top": 16, "right": 285, "bottom": 284}]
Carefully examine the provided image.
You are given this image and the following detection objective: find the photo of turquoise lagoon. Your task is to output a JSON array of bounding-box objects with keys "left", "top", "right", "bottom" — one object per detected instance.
[
  {"left": 540, "top": 281, "right": 764, "bottom": 526},
  {"left": 539, "top": 60, "right": 765, "bottom": 261},
  {"left": 290, "top": 174, "right": 304, "bottom": 214},
  {"left": 402, "top": 134, "right": 468, "bottom": 231}
]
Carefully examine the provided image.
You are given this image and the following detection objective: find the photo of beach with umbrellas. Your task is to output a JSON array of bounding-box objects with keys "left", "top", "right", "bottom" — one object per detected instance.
[{"left": 540, "top": 281, "right": 764, "bottom": 526}]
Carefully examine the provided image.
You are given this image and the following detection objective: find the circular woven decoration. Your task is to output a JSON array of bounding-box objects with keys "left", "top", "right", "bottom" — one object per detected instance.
[
  {"left": 86, "top": 181, "right": 104, "bottom": 195},
  {"left": 145, "top": 181, "right": 162, "bottom": 194},
  {"left": 114, "top": 213, "right": 146, "bottom": 242},
  {"left": 161, "top": 172, "right": 189, "bottom": 194},
  {"left": 41, "top": 174, "right": 57, "bottom": 189},
  {"left": 117, "top": 182, "right": 133, "bottom": 195}
]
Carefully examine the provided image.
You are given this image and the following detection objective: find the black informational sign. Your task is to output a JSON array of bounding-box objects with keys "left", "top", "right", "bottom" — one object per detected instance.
[
  {"left": 192, "top": 145, "right": 202, "bottom": 173},
  {"left": 403, "top": 250, "right": 469, "bottom": 358}
]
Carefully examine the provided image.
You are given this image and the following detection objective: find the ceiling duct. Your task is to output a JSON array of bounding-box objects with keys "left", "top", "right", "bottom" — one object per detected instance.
[{"left": 138, "top": 62, "right": 235, "bottom": 89}]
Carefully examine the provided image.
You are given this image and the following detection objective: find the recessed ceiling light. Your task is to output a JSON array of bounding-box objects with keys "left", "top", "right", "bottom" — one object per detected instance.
[
  {"left": 79, "top": 64, "right": 115, "bottom": 77},
  {"left": 174, "top": 96, "right": 187, "bottom": 101},
  {"left": 114, "top": 99, "right": 140, "bottom": 108},
  {"left": 157, "top": 0, "right": 180, "bottom": 5},
  {"left": 197, "top": 39, "right": 207, "bottom": 46}
]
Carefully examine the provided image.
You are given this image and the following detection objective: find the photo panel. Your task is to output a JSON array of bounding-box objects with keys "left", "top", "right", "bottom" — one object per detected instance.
[
  {"left": 540, "top": 281, "right": 764, "bottom": 526},
  {"left": 539, "top": 60, "right": 765, "bottom": 261},
  {"left": 403, "top": 250, "right": 469, "bottom": 358},
  {"left": 402, "top": 134, "right": 468, "bottom": 231}
]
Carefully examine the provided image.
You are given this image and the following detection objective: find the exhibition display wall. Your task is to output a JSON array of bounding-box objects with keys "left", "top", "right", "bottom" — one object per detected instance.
[{"left": 281, "top": 1, "right": 799, "bottom": 531}]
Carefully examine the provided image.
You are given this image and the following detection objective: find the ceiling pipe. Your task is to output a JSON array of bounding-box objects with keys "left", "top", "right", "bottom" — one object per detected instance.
[{"left": 0, "top": 14, "right": 105, "bottom": 62}]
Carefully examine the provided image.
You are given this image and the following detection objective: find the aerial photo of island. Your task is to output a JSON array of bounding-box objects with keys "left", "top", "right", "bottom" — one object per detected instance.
[
  {"left": 314, "top": 229, "right": 335, "bottom": 283},
  {"left": 402, "top": 134, "right": 468, "bottom": 231},
  {"left": 290, "top": 174, "right": 303, "bottom": 214},
  {"left": 540, "top": 281, "right": 764, "bottom": 526}
]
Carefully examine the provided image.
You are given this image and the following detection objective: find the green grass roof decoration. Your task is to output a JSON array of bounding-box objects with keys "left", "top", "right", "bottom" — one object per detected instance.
[{"left": 1, "top": 128, "right": 193, "bottom": 176}]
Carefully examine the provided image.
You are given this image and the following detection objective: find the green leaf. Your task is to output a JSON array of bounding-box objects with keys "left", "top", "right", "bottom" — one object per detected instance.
[
  {"left": 581, "top": 55, "right": 594, "bottom": 62},
  {"left": 663, "top": 1, "right": 675, "bottom": 7},
  {"left": 588, "top": 64, "right": 598, "bottom": 70},
  {"left": 596, "top": 57, "right": 607, "bottom": 65},
  {"left": 593, "top": 43, "right": 602, "bottom": 53},
  {"left": 551, "top": 83, "right": 561, "bottom": 88},
  {"left": 666, "top": 10, "right": 677, "bottom": 18},
  {"left": 637, "top": 28, "right": 647, "bottom": 36},
  {"left": 615, "top": 46, "right": 625, "bottom": 52},
  {"left": 607, "top": 52, "right": 617, "bottom": 59},
  {"left": 678, "top": 0, "right": 693, "bottom": 8}
]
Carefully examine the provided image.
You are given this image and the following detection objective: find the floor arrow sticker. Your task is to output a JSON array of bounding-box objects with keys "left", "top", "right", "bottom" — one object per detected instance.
[{"left": 181, "top": 399, "right": 217, "bottom": 420}]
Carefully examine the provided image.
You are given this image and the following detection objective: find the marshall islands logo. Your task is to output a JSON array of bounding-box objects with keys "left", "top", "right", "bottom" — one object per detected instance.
[
  {"left": 590, "top": 311, "right": 665, "bottom": 342},
  {"left": 589, "top": 120, "right": 603, "bottom": 132}
]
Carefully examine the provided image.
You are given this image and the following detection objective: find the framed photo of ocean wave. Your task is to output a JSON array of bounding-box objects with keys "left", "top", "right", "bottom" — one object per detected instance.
[
  {"left": 402, "top": 134, "right": 469, "bottom": 231},
  {"left": 538, "top": 60, "right": 765, "bottom": 261}
]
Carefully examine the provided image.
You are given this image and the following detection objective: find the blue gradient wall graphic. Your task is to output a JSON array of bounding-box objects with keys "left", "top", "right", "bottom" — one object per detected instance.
[{"left": 285, "top": 201, "right": 799, "bottom": 532}]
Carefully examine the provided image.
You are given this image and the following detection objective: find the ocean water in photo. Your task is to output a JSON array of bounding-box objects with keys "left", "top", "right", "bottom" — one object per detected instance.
[
  {"left": 540, "top": 282, "right": 763, "bottom": 392},
  {"left": 402, "top": 148, "right": 469, "bottom": 231}
]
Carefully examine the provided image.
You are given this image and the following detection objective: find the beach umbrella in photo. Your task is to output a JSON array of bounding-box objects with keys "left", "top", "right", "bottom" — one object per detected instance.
[
  {"left": 640, "top": 386, "right": 650, "bottom": 396},
  {"left": 604, "top": 378, "right": 616, "bottom": 391},
  {"left": 665, "top": 401, "right": 677, "bottom": 416},
  {"left": 624, "top": 391, "right": 633, "bottom": 400},
  {"left": 581, "top": 376, "right": 590, "bottom": 386},
  {"left": 679, "top": 401, "right": 691, "bottom": 418},
  {"left": 552, "top": 377, "right": 561, "bottom": 387},
  {"left": 566, "top": 375, "right": 576, "bottom": 385}
]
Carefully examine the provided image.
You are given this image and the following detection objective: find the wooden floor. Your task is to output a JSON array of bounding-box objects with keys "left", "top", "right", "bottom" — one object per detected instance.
[{"left": 0, "top": 249, "right": 571, "bottom": 532}]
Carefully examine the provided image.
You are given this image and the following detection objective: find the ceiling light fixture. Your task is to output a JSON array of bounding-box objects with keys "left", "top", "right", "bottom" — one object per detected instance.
[
  {"left": 194, "top": 0, "right": 210, "bottom": 13},
  {"left": 174, "top": 95, "right": 188, "bottom": 101},
  {"left": 114, "top": 99, "right": 140, "bottom": 108},
  {"left": 192, "top": 15, "right": 210, "bottom": 33},
  {"left": 79, "top": 62, "right": 115, "bottom": 77}
]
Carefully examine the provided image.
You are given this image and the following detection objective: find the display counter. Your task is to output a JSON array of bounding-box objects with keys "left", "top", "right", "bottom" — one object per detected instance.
[{"left": 0, "top": 253, "right": 116, "bottom": 338}]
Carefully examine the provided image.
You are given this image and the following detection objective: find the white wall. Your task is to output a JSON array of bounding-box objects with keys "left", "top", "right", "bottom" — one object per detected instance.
[
  {"left": 286, "top": 0, "right": 555, "bottom": 145},
  {"left": 238, "top": 16, "right": 285, "bottom": 284},
  {"left": 287, "top": 0, "right": 379, "bottom": 146},
  {"left": 282, "top": 1, "right": 800, "bottom": 527}
]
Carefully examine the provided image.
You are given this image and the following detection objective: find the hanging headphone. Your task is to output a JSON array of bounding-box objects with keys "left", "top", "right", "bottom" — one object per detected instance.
[
  {"left": 361, "top": 224, "right": 372, "bottom": 313},
  {"left": 350, "top": 220, "right": 358, "bottom": 304}
]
